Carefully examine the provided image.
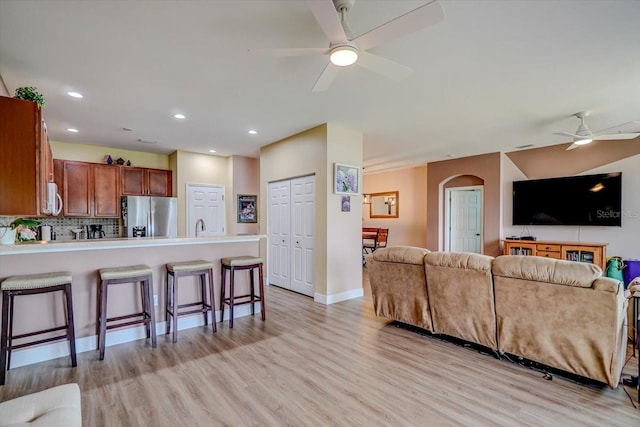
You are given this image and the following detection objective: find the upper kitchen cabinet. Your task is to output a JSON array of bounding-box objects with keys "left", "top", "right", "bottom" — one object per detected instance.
[
  {"left": 120, "top": 167, "right": 172, "bottom": 197},
  {"left": 58, "top": 160, "right": 120, "bottom": 217},
  {"left": 0, "top": 96, "right": 51, "bottom": 216}
]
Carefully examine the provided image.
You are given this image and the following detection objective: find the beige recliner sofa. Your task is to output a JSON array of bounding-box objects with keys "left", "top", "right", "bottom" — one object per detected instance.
[{"left": 366, "top": 246, "right": 629, "bottom": 388}]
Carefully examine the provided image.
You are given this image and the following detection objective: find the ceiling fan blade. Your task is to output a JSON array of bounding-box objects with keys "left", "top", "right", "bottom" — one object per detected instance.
[
  {"left": 307, "top": 0, "right": 347, "bottom": 44},
  {"left": 565, "top": 142, "right": 581, "bottom": 151},
  {"left": 357, "top": 51, "right": 412, "bottom": 81},
  {"left": 593, "top": 121, "right": 640, "bottom": 135},
  {"left": 312, "top": 62, "right": 340, "bottom": 92},
  {"left": 249, "top": 47, "right": 330, "bottom": 57},
  {"left": 592, "top": 133, "right": 640, "bottom": 141},
  {"left": 553, "top": 132, "right": 580, "bottom": 139},
  {"left": 353, "top": 0, "right": 444, "bottom": 51}
]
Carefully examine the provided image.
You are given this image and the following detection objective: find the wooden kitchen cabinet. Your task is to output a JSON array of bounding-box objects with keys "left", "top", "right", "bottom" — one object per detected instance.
[
  {"left": 62, "top": 161, "right": 91, "bottom": 217},
  {"left": 92, "top": 163, "right": 120, "bottom": 217},
  {"left": 59, "top": 160, "right": 120, "bottom": 217},
  {"left": 120, "top": 167, "right": 172, "bottom": 197},
  {"left": 0, "top": 96, "right": 49, "bottom": 216}
]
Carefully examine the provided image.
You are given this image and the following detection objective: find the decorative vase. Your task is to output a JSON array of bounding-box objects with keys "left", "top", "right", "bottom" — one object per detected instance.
[{"left": 0, "top": 227, "right": 17, "bottom": 245}]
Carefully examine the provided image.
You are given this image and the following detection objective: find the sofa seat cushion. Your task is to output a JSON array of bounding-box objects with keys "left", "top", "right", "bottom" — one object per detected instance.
[
  {"left": 492, "top": 255, "right": 603, "bottom": 288},
  {"left": 424, "top": 252, "right": 497, "bottom": 348},
  {"left": 0, "top": 383, "right": 81, "bottom": 427}
]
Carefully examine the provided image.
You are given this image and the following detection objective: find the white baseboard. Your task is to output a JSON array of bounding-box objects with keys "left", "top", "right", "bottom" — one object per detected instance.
[
  {"left": 8, "top": 306, "right": 260, "bottom": 369},
  {"left": 314, "top": 287, "right": 363, "bottom": 305}
]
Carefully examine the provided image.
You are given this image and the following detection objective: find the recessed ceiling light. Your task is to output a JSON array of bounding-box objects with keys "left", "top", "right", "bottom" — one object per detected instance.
[
  {"left": 208, "top": 149, "right": 217, "bottom": 153},
  {"left": 446, "top": 154, "right": 455, "bottom": 158},
  {"left": 248, "top": 130, "right": 257, "bottom": 135},
  {"left": 122, "top": 127, "right": 134, "bottom": 132},
  {"left": 67, "top": 91, "right": 83, "bottom": 98},
  {"left": 137, "top": 138, "right": 157, "bottom": 144},
  {"left": 173, "top": 113, "right": 186, "bottom": 119},
  {"left": 67, "top": 128, "right": 79, "bottom": 133},
  {"left": 516, "top": 144, "right": 535, "bottom": 149}
]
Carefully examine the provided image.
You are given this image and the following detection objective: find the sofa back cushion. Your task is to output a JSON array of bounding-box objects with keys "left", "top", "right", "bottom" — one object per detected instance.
[
  {"left": 492, "top": 255, "right": 602, "bottom": 288},
  {"left": 367, "top": 246, "right": 433, "bottom": 331},
  {"left": 424, "top": 252, "right": 497, "bottom": 349}
]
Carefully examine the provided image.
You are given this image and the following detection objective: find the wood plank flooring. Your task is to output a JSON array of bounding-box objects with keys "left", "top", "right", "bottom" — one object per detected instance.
[{"left": 1, "top": 274, "right": 638, "bottom": 426}]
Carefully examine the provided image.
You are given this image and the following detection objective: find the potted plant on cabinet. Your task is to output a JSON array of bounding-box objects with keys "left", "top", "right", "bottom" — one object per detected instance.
[{"left": 13, "top": 86, "right": 45, "bottom": 108}]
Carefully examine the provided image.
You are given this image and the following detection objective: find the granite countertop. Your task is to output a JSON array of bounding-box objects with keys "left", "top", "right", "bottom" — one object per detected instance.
[{"left": 0, "top": 235, "right": 265, "bottom": 255}]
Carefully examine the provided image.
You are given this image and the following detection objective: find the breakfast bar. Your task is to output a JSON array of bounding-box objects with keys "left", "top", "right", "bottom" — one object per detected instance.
[{"left": 0, "top": 235, "right": 263, "bottom": 368}]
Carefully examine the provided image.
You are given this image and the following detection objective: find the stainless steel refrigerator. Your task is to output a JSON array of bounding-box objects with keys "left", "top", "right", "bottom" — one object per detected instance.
[{"left": 121, "top": 196, "right": 178, "bottom": 238}]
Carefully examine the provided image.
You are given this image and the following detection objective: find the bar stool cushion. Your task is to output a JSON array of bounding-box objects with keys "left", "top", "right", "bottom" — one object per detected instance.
[
  {"left": 221, "top": 256, "right": 263, "bottom": 267},
  {"left": 1, "top": 272, "right": 72, "bottom": 290},
  {"left": 167, "top": 260, "right": 214, "bottom": 272},
  {"left": 0, "top": 383, "right": 82, "bottom": 427},
  {"left": 99, "top": 265, "right": 152, "bottom": 280}
]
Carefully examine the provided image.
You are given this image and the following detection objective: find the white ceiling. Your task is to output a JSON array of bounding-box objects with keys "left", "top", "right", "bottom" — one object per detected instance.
[{"left": 1, "top": 0, "right": 639, "bottom": 173}]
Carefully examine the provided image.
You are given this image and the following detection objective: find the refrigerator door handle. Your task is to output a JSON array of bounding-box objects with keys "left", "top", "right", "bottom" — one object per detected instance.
[{"left": 148, "top": 211, "right": 153, "bottom": 237}]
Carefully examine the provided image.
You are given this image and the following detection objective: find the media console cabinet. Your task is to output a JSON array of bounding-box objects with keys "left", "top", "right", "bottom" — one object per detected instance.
[{"left": 502, "top": 239, "right": 607, "bottom": 270}]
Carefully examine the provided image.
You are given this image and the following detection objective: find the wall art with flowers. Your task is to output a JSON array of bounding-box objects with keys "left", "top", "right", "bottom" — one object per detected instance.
[{"left": 334, "top": 163, "right": 361, "bottom": 195}]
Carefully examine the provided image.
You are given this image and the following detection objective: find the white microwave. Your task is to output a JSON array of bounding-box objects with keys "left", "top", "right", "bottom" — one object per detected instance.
[{"left": 45, "top": 182, "right": 63, "bottom": 216}]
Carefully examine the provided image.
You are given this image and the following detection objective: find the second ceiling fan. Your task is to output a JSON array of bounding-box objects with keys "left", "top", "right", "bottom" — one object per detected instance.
[{"left": 253, "top": 0, "right": 444, "bottom": 91}]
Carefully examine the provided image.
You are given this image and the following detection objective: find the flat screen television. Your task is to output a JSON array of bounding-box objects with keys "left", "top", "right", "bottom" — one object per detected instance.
[{"left": 512, "top": 173, "right": 622, "bottom": 226}]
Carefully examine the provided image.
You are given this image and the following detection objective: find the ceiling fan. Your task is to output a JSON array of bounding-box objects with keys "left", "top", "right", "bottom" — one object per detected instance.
[
  {"left": 554, "top": 112, "right": 640, "bottom": 151},
  {"left": 252, "top": 0, "right": 444, "bottom": 92}
]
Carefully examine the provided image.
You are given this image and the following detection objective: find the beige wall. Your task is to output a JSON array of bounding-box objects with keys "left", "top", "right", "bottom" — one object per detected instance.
[
  {"left": 427, "top": 153, "right": 502, "bottom": 256},
  {"left": 228, "top": 156, "right": 260, "bottom": 235},
  {"left": 50, "top": 141, "right": 170, "bottom": 169},
  {"left": 362, "top": 165, "right": 428, "bottom": 248},
  {"left": 326, "top": 124, "right": 364, "bottom": 297},
  {"left": 172, "top": 150, "right": 229, "bottom": 236},
  {"left": 260, "top": 123, "right": 363, "bottom": 301}
]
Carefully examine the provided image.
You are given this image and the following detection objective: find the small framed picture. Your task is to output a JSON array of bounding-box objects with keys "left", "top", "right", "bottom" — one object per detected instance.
[
  {"left": 237, "top": 194, "right": 257, "bottom": 223},
  {"left": 334, "top": 163, "right": 361, "bottom": 195},
  {"left": 341, "top": 196, "right": 351, "bottom": 212}
]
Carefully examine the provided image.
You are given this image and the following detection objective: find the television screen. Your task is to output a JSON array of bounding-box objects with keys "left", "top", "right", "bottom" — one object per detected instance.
[{"left": 512, "top": 173, "right": 622, "bottom": 226}]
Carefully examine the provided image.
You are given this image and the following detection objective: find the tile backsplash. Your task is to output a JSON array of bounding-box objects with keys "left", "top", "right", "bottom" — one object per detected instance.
[{"left": 1, "top": 216, "right": 120, "bottom": 241}]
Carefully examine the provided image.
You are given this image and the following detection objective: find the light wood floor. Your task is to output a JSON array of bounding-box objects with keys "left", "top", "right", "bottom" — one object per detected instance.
[{"left": 1, "top": 275, "right": 638, "bottom": 426}]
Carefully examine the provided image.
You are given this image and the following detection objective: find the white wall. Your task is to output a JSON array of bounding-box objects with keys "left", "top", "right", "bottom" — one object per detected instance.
[{"left": 502, "top": 153, "right": 640, "bottom": 259}]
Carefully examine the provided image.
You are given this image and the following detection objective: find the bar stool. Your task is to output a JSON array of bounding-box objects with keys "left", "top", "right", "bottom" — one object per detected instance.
[
  {"left": 165, "top": 260, "right": 216, "bottom": 343},
  {"left": 1, "top": 271, "right": 77, "bottom": 385},
  {"left": 97, "top": 265, "right": 156, "bottom": 360},
  {"left": 220, "top": 256, "right": 265, "bottom": 328}
]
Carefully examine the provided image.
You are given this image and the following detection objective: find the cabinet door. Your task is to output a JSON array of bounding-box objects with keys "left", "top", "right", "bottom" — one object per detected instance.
[
  {"left": 92, "top": 164, "right": 120, "bottom": 217},
  {"left": 147, "top": 169, "right": 172, "bottom": 196},
  {"left": 120, "top": 167, "right": 145, "bottom": 195},
  {"left": 561, "top": 245, "right": 603, "bottom": 267},
  {"left": 63, "top": 161, "right": 91, "bottom": 217},
  {"left": 0, "top": 96, "right": 40, "bottom": 215},
  {"left": 503, "top": 241, "right": 536, "bottom": 256}
]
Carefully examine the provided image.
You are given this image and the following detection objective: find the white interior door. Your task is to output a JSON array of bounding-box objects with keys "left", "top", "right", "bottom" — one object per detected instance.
[
  {"left": 290, "top": 175, "right": 315, "bottom": 297},
  {"left": 187, "top": 184, "right": 225, "bottom": 237},
  {"left": 268, "top": 180, "right": 291, "bottom": 289},
  {"left": 446, "top": 187, "right": 483, "bottom": 253}
]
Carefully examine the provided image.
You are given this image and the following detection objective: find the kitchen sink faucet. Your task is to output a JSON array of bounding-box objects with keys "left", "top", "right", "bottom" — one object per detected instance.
[{"left": 195, "top": 218, "right": 206, "bottom": 237}]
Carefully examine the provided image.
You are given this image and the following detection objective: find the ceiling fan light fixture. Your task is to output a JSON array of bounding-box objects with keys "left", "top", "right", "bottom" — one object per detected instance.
[
  {"left": 329, "top": 45, "right": 358, "bottom": 66},
  {"left": 574, "top": 137, "right": 592, "bottom": 145}
]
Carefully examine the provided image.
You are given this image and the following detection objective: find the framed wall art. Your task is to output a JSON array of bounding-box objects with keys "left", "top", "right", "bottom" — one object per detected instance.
[
  {"left": 237, "top": 194, "right": 257, "bottom": 223},
  {"left": 334, "top": 163, "right": 361, "bottom": 195}
]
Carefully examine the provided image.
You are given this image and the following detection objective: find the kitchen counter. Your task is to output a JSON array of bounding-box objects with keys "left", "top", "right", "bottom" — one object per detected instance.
[
  {"left": 0, "top": 234, "right": 265, "bottom": 369},
  {"left": 0, "top": 234, "right": 264, "bottom": 255}
]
